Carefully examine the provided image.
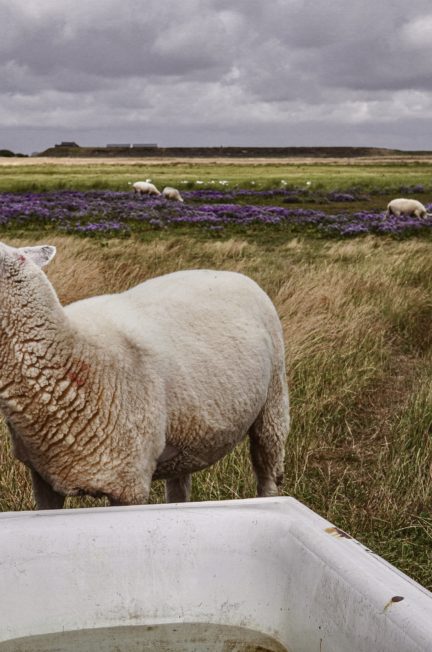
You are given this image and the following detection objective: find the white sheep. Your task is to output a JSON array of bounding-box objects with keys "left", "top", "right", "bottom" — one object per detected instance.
[
  {"left": 129, "top": 180, "right": 161, "bottom": 196},
  {"left": 386, "top": 198, "right": 427, "bottom": 219},
  {"left": 162, "top": 186, "right": 184, "bottom": 202},
  {"left": 1, "top": 243, "right": 289, "bottom": 508}
]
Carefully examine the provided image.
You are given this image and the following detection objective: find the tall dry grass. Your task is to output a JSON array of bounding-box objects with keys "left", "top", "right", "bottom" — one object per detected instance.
[{"left": 0, "top": 234, "right": 431, "bottom": 587}]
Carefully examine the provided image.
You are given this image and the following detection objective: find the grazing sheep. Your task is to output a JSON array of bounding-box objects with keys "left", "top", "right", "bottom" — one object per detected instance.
[
  {"left": 129, "top": 180, "right": 161, "bottom": 196},
  {"left": 386, "top": 198, "right": 427, "bottom": 219},
  {"left": 162, "top": 186, "right": 184, "bottom": 202},
  {"left": 0, "top": 242, "right": 289, "bottom": 509}
]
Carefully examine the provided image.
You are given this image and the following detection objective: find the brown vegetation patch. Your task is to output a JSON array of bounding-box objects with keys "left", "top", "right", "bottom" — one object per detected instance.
[{"left": 0, "top": 233, "right": 431, "bottom": 586}]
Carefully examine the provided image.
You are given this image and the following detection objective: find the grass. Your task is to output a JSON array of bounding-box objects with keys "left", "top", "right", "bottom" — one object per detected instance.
[
  {"left": 1, "top": 159, "right": 432, "bottom": 195},
  {"left": 0, "top": 158, "right": 431, "bottom": 589},
  {"left": 0, "top": 232, "right": 431, "bottom": 590}
]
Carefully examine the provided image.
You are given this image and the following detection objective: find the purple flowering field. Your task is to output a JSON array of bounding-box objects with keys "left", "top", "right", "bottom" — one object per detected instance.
[{"left": 0, "top": 189, "right": 431, "bottom": 238}]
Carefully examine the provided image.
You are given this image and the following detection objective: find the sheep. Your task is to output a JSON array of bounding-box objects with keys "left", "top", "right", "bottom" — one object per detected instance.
[
  {"left": 129, "top": 180, "right": 161, "bottom": 196},
  {"left": 162, "top": 186, "right": 184, "bottom": 202},
  {"left": 0, "top": 242, "right": 290, "bottom": 509},
  {"left": 386, "top": 198, "right": 427, "bottom": 219}
]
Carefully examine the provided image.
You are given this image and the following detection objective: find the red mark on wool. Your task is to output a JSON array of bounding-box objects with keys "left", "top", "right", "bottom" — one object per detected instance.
[
  {"left": 68, "top": 372, "right": 86, "bottom": 386},
  {"left": 67, "top": 359, "right": 90, "bottom": 387},
  {"left": 18, "top": 255, "right": 26, "bottom": 264}
]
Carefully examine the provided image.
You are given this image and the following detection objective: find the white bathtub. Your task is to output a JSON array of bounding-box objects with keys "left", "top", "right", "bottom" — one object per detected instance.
[{"left": 0, "top": 497, "right": 431, "bottom": 651}]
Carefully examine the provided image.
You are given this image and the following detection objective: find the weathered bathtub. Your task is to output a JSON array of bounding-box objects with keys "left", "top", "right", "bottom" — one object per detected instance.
[{"left": 0, "top": 497, "right": 431, "bottom": 651}]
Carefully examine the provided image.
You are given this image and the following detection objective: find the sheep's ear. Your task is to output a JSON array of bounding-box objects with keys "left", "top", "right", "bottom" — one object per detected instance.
[{"left": 18, "top": 245, "right": 56, "bottom": 268}]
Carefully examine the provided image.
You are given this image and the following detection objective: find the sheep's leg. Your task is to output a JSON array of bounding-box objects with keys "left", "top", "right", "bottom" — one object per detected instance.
[
  {"left": 165, "top": 474, "right": 192, "bottom": 503},
  {"left": 248, "top": 369, "right": 289, "bottom": 497},
  {"left": 30, "top": 468, "right": 65, "bottom": 510}
]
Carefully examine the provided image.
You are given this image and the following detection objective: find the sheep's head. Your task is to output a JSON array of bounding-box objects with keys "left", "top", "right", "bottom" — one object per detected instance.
[
  {"left": 0, "top": 244, "right": 60, "bottom": 379},
  {"left": 0, "top": 242, "right": 57, "bottom": 309},
  {"left": 0, "top": 242, "right": 56, "bottom": 273}
]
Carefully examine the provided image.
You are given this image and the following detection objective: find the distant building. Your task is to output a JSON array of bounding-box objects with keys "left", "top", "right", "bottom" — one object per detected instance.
[
  {"left": 55, "top": 141, "right": 79, "bottom": 148},
  {"left": 105, "top": 143, "right": 158, "bottom": 148}
]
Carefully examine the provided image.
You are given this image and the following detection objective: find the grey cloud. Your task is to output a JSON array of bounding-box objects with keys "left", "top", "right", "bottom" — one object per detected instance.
[
  {"left": 1, "top": 0, "right": 432, "bottom": 152},
  {"left": 233, "top": 1, "right": 432, "bottom": 100},
  {"left": 0, "top": 1, "right": 240, "bottom": 83}
]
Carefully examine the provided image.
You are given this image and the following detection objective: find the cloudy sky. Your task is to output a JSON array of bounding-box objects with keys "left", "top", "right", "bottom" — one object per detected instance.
[{"left": 1, "top": 0, "right": 432, "bottom": 153}]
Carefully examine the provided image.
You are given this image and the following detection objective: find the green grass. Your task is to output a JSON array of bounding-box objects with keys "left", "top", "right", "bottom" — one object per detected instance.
[
  {"left": 0, "top": 160, "right": 431, "bottom": 590},
  {"left": 2, "top": 159, "right": 432, "bottom": 195}
]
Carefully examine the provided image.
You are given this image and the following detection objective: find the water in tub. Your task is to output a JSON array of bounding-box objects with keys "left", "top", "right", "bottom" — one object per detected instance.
[{"left": 0, "top": 623, "right": 289, "bottom": 652}]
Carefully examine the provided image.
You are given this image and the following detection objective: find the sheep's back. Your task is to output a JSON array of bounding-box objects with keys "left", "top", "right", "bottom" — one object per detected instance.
[
  {"left": 66, "top": 270, "right": 283, "bottom": 390},
  {"left": 64, "top": 270, "right": 284, "bottom": 422},
  {"left": 387, "top": 198, "right": 426, "bottom": 213}
]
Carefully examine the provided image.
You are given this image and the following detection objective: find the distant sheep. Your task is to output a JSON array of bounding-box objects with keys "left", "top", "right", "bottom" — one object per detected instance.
[
  {"left": 129, "top": 180, "right": 161, "bottom": 196},
  {"left": 162, "top": 186, "right": 184, "bottom": 202},
  {"left": 386, "top": 198, "right": 427, "bottom": 219},
  {"left": 1, "top": 242, "right": 289, "bottom": 508}
]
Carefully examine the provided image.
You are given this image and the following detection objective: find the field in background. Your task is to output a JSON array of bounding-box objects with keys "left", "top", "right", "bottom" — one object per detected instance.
[
  {"left": 0, "top": 158, "right": 431, "bottom": 589},
  {"left": 1, "top": 156, "right": 432, "bottom": 197}
]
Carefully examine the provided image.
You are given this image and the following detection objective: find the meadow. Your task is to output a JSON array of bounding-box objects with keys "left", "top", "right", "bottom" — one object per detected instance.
[{"left": 0, "top": 158, "right": 431, "bottom": 589}]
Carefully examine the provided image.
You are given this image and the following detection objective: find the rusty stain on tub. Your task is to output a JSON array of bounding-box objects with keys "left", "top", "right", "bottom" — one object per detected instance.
[
  {"left": 324, "top": 526, "right": 352, "bottom": 539},
  {"left": 383, "top": 596, "right": 405, "bottom": 612}
]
